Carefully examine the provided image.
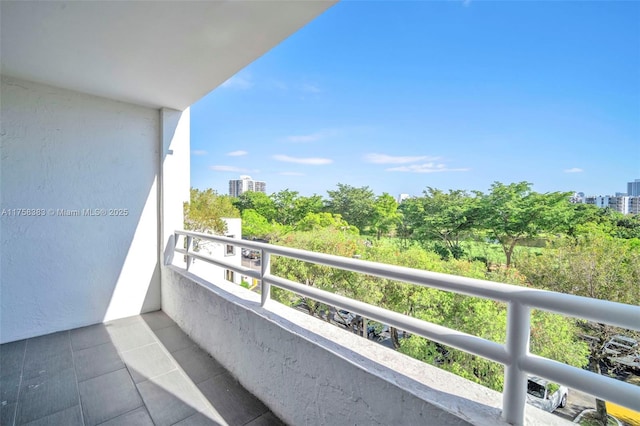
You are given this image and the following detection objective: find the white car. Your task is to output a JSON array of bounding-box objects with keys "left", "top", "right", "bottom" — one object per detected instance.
[{"left": 526, "top": 377, "right": 568, "bottom": 412}]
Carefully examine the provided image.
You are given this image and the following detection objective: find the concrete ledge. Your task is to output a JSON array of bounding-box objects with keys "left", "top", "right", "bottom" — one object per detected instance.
[{"left": 161, "top": 266, "right": 570, "bottom": 426}]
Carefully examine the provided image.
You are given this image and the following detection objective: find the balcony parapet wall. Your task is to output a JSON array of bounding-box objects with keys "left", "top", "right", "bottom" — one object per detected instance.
[{"left": 162, "top": 266, "right": 569, "bottom": 426}]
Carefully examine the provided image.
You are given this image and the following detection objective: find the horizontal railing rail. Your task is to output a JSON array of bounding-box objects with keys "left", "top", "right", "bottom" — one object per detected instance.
[{"left": 173, "top": 230, "right": 640, "bottom": 425}]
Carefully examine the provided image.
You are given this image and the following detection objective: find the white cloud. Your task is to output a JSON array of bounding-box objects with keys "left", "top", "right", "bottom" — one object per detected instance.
[
  {"left": 564, "top": 167, "right": 584, "bottom": 173},
  {"left": 191, "top": 150, "right": 207, "bottom": 156},
  {"left": 300, "top": 83, "right": 321, "bottom": 93},
  {"left": 227, "top": 150, "right": 248, "bottom": 157},
  {"left": 284, "top": 132, "right": 326, "bottom": 143},
  {"left": 220, "top": 75, "right": 253, "bottom": 90},
  {"left": 210, "top": 165, "right": 251, "bottom": 173},
  {"left": 386, "top": 163, "right": 470, "bottom": 173},
  {"left": 272, "top": 154, "right": 333, "bottom": 165},
  {"left": 283, "top": 129, "right": 340, "bottom": 143},
  {"left": 364, "top": 153, "right": 440, "bottom": 164},
  {"left": 278, "top": 171, "right": 305, "bottom": 176}
]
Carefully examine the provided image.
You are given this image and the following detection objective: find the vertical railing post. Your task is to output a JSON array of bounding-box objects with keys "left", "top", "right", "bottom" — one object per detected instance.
[
  {"left": 502, "top": 301, "right": 530, "bottom": 426},
  {"left": 260, "top": 250, "right": 271, "bottom": 306},
  {"left": 186, "top": 236, "right": 193, "bottom": 271},
  {"left": 362, "top": 317, "right": 368, "bottom": 338}
]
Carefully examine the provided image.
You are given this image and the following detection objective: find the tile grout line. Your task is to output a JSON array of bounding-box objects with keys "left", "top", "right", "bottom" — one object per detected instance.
[
  {"left": 78, "top": 318, "right": 149, "bottom": 425},
  {"left": 134, "top": 367, "right": 179, "bottom": 384},
  {"left": 119, "top": 319, "right": 155, "bottom": 425},
  {"left": 69, "top": 330, "right": 87, "bottom": 426},
  {"left": 117, "top": 340, "right": 161, "bottom": 356},
  {"left": 10, "top": 338, "right": 28, "bottom": 426},
  {"left": 94, "top": 405, "right": 154, "bottom": 426},
  {"left": 139, "top": 318, "right": 220, "bottom": 422}
]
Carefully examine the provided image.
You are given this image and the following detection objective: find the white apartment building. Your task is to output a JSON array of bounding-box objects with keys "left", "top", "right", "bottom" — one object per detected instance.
[
  {"left": 583, "top": 195, "right": 639, "bottom": 215},
  {"left": 190, "top": 218, "right": 244, "bottom": 285},
  {"left": 229, "top": 175, "right": 266, "bottom": 197},
  {"left": 630, "top": 197, "right": 640, "bottom": 214}
]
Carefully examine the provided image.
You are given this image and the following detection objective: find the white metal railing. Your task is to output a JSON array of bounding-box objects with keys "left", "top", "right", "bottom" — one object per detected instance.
[{"left": 172, "top": 230, "right": 640, "bottom": 426}]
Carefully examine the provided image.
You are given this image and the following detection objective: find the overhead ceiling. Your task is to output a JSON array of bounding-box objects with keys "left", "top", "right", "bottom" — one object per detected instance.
[{"left": 0, "top": 1, "right": 336, "bottom": 110}]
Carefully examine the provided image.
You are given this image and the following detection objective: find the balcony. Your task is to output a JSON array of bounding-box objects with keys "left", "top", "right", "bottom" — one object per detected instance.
[
  {"left": 164, "top": 231, "right": 639, "bottom": 426},
  {"left": 1, "top": 3, "right": 639, "bottom": 426},
  {"left": 1, "top": 311, "right": 282, "bottom": 426},
  {"left": 2, "top": 232, "right": 639, "bottom": 426}
]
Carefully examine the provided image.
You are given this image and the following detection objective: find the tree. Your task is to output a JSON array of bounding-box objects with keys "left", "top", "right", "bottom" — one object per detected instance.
[
  {"left": 325, "top": 184, "right": 376, "bottom": 233},
  {"left": 270, "top": 190, "right": 325, "bottom": 226},
  {"left": 566, "top": 203, "right": 602, "bottom": 237},
  {"left": 295, "top": 212, "right": 357, "bottom": 233},
  {"left": 362, "top": 245, "right": 450, "bottom": 347},
  {"left": 370, "top": 193, "right": 402, "bottom": 239},
  {"left": 241, "top": 209, "right": 285, "bottom": 240},
  {"left": 397, "top": 197, "right": 421, "bottom": 249},
  {"left": 270, "top": 228, "right": 364, "bottom": 318},
  {"left": 184, "top": 188, "right": 240, "bottom": 235},
  {"left": 399, "top": 292, "right": 588, "bottom": 392},
  {"left": 271, "top": 189, "right": 300, "bottom": 226},
  {"left": 478, "top": 182, "right": 573, "bottom": 267},
  {"left": 402, "top": 188, "right": 479, "bottom": 258},
  {"left": 293, "top": 194, "right": 324, "bottom": 223},
  {"left": 518, "top": 230, "right": 640, "bottom": 424},
  {"left": 233, "top": 191, "right": 276, "bottom": 222}
]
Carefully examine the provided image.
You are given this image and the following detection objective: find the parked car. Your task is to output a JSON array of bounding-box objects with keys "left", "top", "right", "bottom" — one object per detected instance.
[
  {"left": 241, "top": 248, "right": 260, "bottom": 259},
  {"left": 602, "top": 335, "right": 640, "bottom": 372},
  {"left": 333, "top": 309, "right": 356, "bottom": 327},
  {"left": 526, "top": 377, "right": 568, "bottom": 412}
]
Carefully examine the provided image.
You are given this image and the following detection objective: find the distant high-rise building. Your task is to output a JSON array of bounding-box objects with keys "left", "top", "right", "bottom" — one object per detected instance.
[
  {"left": 397, "top": 193, "right": 410, "bottom": 203},
  {"left": 229, "top": 175, "right": 266, "bottom": 197},
  {"left": 628, "top": 179, "right": 640, "bottom": 196}
]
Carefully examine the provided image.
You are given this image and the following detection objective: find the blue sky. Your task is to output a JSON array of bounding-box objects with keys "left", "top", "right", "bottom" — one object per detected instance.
[{"left": 190, "top": 1, "right": 640, "bottom": 198}]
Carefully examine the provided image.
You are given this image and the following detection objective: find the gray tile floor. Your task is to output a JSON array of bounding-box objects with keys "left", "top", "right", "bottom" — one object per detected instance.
[{"left": 0, "top": 311, "right": 284, "bottom": 426}]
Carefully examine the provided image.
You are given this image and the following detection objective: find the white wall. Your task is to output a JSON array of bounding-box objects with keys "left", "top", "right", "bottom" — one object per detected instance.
[
  {"left": 159, "top": 107, "right": 191, "bottom": 294},
  {"left": 0, "top": 76, "right": 162, "bottom": 343},
  {"left": 188, "top": 218, "right": 243, "bottom": 285}
]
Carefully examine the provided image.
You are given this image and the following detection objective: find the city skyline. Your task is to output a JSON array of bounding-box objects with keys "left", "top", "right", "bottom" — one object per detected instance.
[{"left": 190, "top": 1, "right": 639, "bottom": 198}]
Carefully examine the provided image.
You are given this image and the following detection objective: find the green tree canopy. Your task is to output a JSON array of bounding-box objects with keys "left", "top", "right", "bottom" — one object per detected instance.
[
  {"left": 478, "top": 181, "right": 573, "bottom": 267},
  {"left": 270, "top": 190, "right": 325, "bottom": 226},
  {"left": 370, "top": 193, "right": 402, "bottom": 239},
  {"left": 271, "top": 189, "right": 299, "bottom": 226},
  {"left": 325, "top": 183, "right": 376, "bottom": 233},
  {"left": 184, "top": 188, "right": 239, "bottom": 235},
  {"left": 295, "top": 212, "right": 357, "bottom": 233},
  {"left": 517, "top": 229, "right": 639, "bottom": 423},
  {"left": 233, "top": 191, "right": 276, "bottom": 222},
  {"left": 402, "top": 188, "right": 480, "bottom": 258},
  {"left": 241, "top": 209, "right": 285, "bottom": 240},
  {"left": 270, "top": 228, "right": 362, "bottom": 316}
]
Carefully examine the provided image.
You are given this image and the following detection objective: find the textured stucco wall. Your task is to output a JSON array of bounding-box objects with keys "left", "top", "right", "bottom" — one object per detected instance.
[
  {"left": 0, "top": 76, "right": 161, "bottom": 343},
  {"left": 162, "top": 267, "right": 570, "bottom": 426}
]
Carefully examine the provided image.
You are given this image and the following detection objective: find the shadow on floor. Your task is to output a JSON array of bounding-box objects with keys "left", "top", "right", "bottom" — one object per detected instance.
[{"left": 0, "top": 311, "right": 284, "bottom": 426}]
